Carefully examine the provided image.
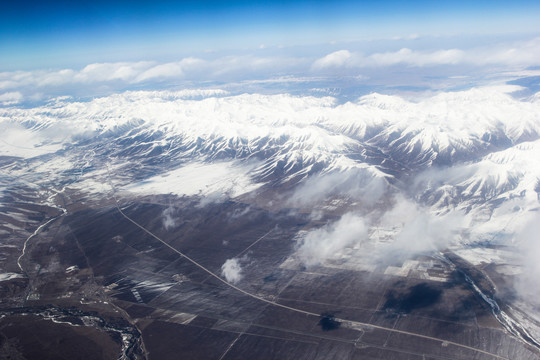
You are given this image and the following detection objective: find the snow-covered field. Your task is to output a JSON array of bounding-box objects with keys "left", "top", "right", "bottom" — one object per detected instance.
[{"left": 125, "top": 161, "right": 263, "bottom": 198}]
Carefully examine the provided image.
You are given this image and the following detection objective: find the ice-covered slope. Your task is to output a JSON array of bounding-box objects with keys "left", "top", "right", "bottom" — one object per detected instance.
[
  {"left": 415, "top": 139, "right": 540, "bottom": 211},
  {"left": 358, "top": 87, "right": 540, "bottom": 168}
]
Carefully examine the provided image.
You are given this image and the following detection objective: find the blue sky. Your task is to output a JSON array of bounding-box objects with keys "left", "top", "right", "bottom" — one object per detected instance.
[
  {"left": 1, "top": 0, "right": 540, "bottom": 106},
  {"left": 1, "top": 0, "right": 540, "bottom": 70}
]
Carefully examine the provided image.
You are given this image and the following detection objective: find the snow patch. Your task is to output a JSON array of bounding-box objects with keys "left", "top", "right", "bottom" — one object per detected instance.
[
  {"left": 0, "top": 122, "right": 63, "bottom": 157},
  {"left": 0, "top": 273, "right": 24, "bottom": 282},
  {"left": 125, "top": 161, "right": 262, "bottom": 198}
]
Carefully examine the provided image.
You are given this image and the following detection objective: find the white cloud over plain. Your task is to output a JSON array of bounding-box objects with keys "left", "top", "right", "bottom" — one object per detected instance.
[
  {"left": 221, "top": 258, "right": 244, "bottom": 283},
  {"left": 287, "top": 167, "right": 388, "bottom": 207},
  {"left": 162, "top": 206, "right": 176, "bottom": 230},
  {"left": 376, "top": 196, "right": 466, "bottom": 260},
  {"left": 294, "top": 196, "right": 466, "bottom": 268},
  {"left": 296, "top": 213, "right": 368, "bottom": 267}
]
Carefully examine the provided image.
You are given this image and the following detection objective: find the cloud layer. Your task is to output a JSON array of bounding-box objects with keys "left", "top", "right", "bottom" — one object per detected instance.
[
  {"left": 2, "top": 35, "right": 539, "bottom": 103},
  {"left": 313, "top": 37, "right": 540, "bottom": 70}
]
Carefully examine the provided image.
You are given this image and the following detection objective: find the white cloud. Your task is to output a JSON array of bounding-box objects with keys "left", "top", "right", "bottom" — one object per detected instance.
[
  {"left": 221, "top": 258, "right": 243, "bottom": 283},
  {"left": 296, "top": 213, "right": 368, "bottom": 267},
  {"left": 312, "top": 50, "right": 353, "bottom": 70},
  {"left": 0, "top": 54, "right": 308, "bottom": 99},
  {"left": 312, "top": 37, "right": 540, "bottom": 70},
  {"left": 0, "top": 62, "right": 156, "bottom": 91},
  {"left": 515, "top": 213, "right": 540, "bottom": 304},
  {"left": 376, "top": 196, "right": 466, "bottom": 261},
  {"left": 135, "top": 62, "right": 185, "bottom": 82},
  {"left": 74, "top": 62, "right": 153, "bottom": 83},
  {"left": 0, "top": 35, "right": 538, "bottom": 100},
  {"left": 134, "top": 58, "right": 206, "bottom": 82},
  {"left": 287, "top": 167, "right": 388, "bottom": 207},
  {"left": 162, "top": 206, "right": 176, "bottom": 230},
  {"left": 313, "top": 48, "right": 465, "bottom": 69},
  {"left": 369, "top": 48, "right": 465, "bottom": 67},
  {"left": 0, "top": 91, "right": 23, "bottom": 105},
  {"left": 470, "top": 37, "right": 540, "bottom": 67},
  {"left": 293, "top": 194, "right": 468, "bottom": 269},
  {"left": 36, "top": 69, "right": 77, "bottom": 87}
]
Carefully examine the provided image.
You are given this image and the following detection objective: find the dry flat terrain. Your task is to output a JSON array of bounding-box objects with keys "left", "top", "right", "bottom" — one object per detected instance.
[{"left": 2, "top": 190, "right": 538, "bottom": 360}]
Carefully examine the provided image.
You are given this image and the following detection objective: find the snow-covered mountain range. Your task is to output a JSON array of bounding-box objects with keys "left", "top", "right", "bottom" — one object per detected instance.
[
  {"left": 2, "top": 85, "right": 539, "bottom": 186},
  {"left": 2, "top": 84, "right": 539, "bottom": 251}
]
